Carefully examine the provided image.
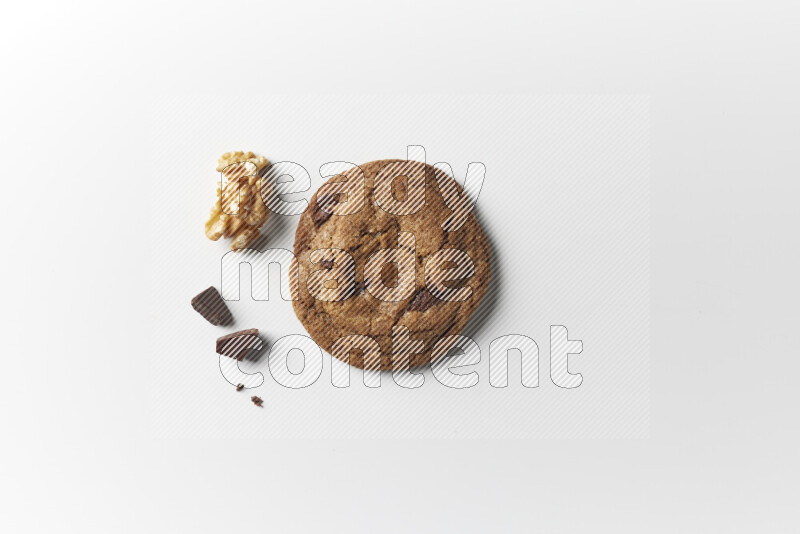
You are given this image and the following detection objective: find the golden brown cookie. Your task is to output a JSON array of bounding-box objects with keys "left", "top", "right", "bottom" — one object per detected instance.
[{"left": 292, "top": 160, "right": 491, "bottom": 370}]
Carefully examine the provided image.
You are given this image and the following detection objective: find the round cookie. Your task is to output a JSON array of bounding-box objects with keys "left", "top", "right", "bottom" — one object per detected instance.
[{"left": 292, "top": 159, "right": 491, "bottom": 370}]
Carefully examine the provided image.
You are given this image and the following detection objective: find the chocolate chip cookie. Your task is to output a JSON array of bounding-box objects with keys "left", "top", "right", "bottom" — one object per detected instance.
[{"left": 292, "top": 159, "right": 491, "bottom": 370}]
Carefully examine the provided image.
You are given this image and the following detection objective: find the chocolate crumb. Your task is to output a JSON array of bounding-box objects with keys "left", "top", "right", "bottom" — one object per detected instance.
[
  {"left": 236, "top": 383, "right": 244, "bottom": 391},
  {"left": 320, "top": 259, "right": 334, "bottom": 269},
  {"left": 408, "top": 287, "right": 439, "bottom": 312},
  {"left": 191, "top": 286, "right": 233, "bottom": 326},
  {"left": 251, "top": 396, "right": 263, "bottom": 407}
]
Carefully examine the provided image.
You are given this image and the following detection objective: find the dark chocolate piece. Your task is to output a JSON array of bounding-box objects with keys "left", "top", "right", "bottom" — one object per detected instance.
[
  {"left": 191, "top": 286, "right": 233, "bottom": 326},
  {"left": 236, "top": 383, "right": 244, "bottom": 391},
  {"left": 251, "top": 396, "right": 263, "bottom": 407},
  {"left": 216, "top": 328, "right": 260, "bottom": 360}
]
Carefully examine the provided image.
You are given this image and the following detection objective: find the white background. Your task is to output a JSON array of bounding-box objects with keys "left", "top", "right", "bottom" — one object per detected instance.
[
  {"left": 150, "top": 94, "right": 649, "bottom": 439},
  {"left": 2, "top": 1, "right": 799, "bottom": 532}
]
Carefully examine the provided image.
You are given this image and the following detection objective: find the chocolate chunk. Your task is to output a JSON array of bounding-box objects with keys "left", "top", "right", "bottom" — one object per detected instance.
[
  {"left": 236, "top": 383, "right": 244, "bottom": 391},
  {"left": 408, "top": 287, "right": 439, "bottom": 312},
  {"left": 320, "top": 259, "right": 334, "bottom": 269},
  {"left": 191, "top": 286, "right": 233, "bottom": 326},
  {"left": 312, "top": 194, "right": 339, "bottom": 226},
  {"left": 251, "top": 396, "right": 263, "bottom": 407},
  {"left": 216, "top": 328, "right": 260, "bottom": 360}
]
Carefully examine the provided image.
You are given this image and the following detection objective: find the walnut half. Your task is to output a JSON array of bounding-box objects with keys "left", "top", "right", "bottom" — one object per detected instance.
[{"left": 204, "top": 151, "right": 271, "bottom": 250}]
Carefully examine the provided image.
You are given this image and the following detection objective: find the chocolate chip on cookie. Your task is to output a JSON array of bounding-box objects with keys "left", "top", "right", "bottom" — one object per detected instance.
[
  {"left": 408, "top": 287, "right": 439, "bottom": 312},
  {"left": 312, "top": 194, "right": 339, "bottom": 226},
  {"left": 352, "top": 280, "right": 368, "bottom": 295}
]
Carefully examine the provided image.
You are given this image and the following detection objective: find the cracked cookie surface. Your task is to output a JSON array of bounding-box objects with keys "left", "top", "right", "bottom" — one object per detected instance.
[{"left": 292, "top": 160, "right": 491, "bottom": 370}]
